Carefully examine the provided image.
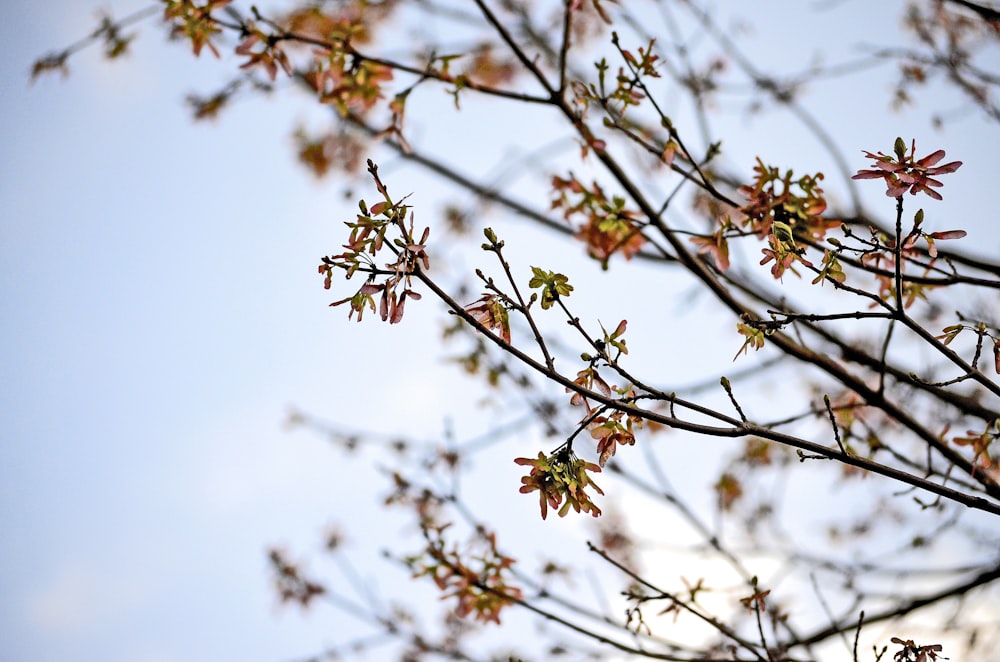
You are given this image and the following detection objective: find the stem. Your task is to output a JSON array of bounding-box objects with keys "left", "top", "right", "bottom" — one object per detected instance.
[{"left": 894, "top": 196, "right": 905, "bottom": 314}]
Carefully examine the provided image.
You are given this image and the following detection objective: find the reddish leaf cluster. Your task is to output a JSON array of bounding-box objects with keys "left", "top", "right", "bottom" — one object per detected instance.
[
  {"left": 293, "top": 127, "right": 365, "bottom": 178},
  {"left": 514, "top": 448, "right": 604, "bottom": 519},
  {"left": 852, "top": 137, "right": 962, "bottom": 200},
  {"left": 283, "top": 3, "right": 382, "bottom": 45},
  {"left": 29, "top": 51, "right": 70, "bottom": 82},
  {"left": 162, "top": 0, "right": 231, "bottom": 58},
  {"left": 605, "top": 37, "right": 661, "bottom": 114},
  {"left": 462, "top": 43, "right": 518, "bottom": 87},
  {"left": 463, "top": 294, "right": 512, "bottom": 344},
  {"left": 690, "top": 226, "right": 731, "bottom": 271},
  {"left": 567, "top": 365, "right": 611, "bottom": 408},
  {"left": 729, "top": 159, "right": 833, "bottom": 280},
  {"left": 551, "top": 175, "right": 646, "bottom": 268},
  {"left": 890, "top": 637, "right": 946, "bottom": 662},
  {"left": 235, "top": 21, "right": 293, "bottom": 80},
  {"left": 589, "top": 410, "right": 640, "bottom": 467},
  {"left": 186, "top": 86, "right": 235, "bottom": 121},
  {"left": 31, "top": 10, "right": 137, "bottom": 82},
  {"left": 714, "top": 472, "right": 744, "bottom": 511},
  {"left": 952, "top": 420, "right": 998, "bottom": 476},
  {"left": 94, "top": 13, "right": 137, "bottom": 60},
  {"left": 267, "top": 548, "right": 326, "bottom": 608},
  {"left": 306, "top": 47, "right": 394, "bottom": 117},
  {"left": 937, "top": 322, "right": 1000, "bottom": 374},
  {"left": 414, "top": 528, "right": 523, "bottom": 625},
  {"left": 320, "top": 162, "right": 428, "bottom": 324},
  {"left": 759, "top": 233, "right": 813, "bottom": 281},
  {"left": 738, "top": 581, "right": 770, "bottom": 612},
  {"left": 619, "top": 38, "right": 660, "bottom": 78},
  {"left": 738, "top": 158, "right": 830, "bottom": 241}
]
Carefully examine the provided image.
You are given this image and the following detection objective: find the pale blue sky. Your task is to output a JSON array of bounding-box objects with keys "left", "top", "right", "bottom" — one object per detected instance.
[
  {"left": 1, "top": 3, "right": 420, "bottom": 659},
  {"left": 2, "top": 2, "right": 998, "bottom": 661}
]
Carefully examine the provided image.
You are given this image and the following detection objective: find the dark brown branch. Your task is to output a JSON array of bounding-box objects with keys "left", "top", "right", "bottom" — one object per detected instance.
[
  {"left": 941, "top": 0, "right": 1000, "bottom": 24},
  {"left": 406, "top": 256, "right": 1000, "bottom": 515},
  {"left": 797, "top": 560, "right": 1000, "bottom": 647},
  {"left": 441, "top": 0, "right": 1000, "bottom": 499}
]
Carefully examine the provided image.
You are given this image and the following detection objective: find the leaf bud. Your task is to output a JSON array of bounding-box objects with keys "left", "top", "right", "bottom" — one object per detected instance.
[{"left": 893, "top": 136, "right": 907, "bottom": 161}]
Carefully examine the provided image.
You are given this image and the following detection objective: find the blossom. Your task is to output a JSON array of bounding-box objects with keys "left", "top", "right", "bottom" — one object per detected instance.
[{"left": 852, "top": 138, "right": 962, "bottom": 200}]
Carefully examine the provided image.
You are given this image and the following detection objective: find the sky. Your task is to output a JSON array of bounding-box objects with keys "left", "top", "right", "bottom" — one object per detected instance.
[
  {"left": 1, "top": 3, "right": 424, "bottom": 659},
  {"left": 2, "top": 2, "right": 999, "bottom": 661}
]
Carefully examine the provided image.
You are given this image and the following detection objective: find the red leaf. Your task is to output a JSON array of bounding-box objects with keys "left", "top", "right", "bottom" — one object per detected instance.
[
  {"left": 379, "top": 288, "right": 389, "bottom": 321},
  {"left": 928, "top": 230, "right": 966, "bottom": 240},
  {"left": 391, "top": 292, "right": 406, "bottom": 324},
  {"left": 916, "top": 149, "right": 946, "bottom": 167}
]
